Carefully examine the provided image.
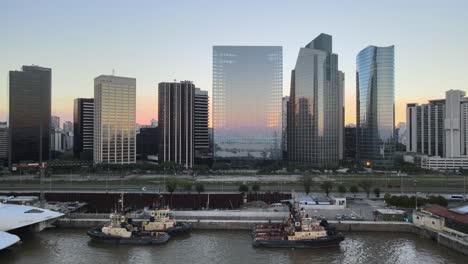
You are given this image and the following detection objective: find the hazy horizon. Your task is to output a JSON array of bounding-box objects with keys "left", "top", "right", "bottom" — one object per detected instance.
[{"left": 2, "top": 0, "right": 468, "bottom": 126}]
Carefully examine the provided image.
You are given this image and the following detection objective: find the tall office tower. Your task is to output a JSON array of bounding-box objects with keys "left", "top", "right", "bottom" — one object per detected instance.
[
  {"left": 0, "top": 122, "right": 7, "bottom": 166},
  {"left": 9, "top": 66, "right": 51, "bottom": 166},
  {"left": 74, "top": 98, "right": 94, "bottom": 159},
  {"left": 213, "top": 46, "right": 282, "bottom": 160},
  {"left": 151, "top": 119, "right": 158, "bottom": 128},
  {"left": 344, "top": 124, "right": 356, "bottom": 162},
  {"left": 338, "top": 71, "right": 345, "bottom": 160},
  {"left": 287, "top": 34, "right": 343, "bottom": 167},
  {"left": 63, "top": 121, "right": 73, "bottom": 133},
  {"left": 158, "top": 81, "right": 195, "bottom": 168},
  {"left": 51, "top": 116, "right": 60, "bottom": 130},
  {"left": 194, "top": 88, "right": 210, "bottom": 160},
  {"left": 50, "top": 129, "right": 63, "bottom": 152},
  {"left": 356, "top": 45, "right": 395, "bottom": 169},
  {"left": 282, "top": 96, "right": 289, "bottom": 160},
  {"left": 406, "top": 90, "right": 468, "bottom": 158},
  {"left": 136, "top": 127, "right": 159, "bottom": 160},
  {"left": 94, "top": 75, "right": 136, "bottom": 164}
]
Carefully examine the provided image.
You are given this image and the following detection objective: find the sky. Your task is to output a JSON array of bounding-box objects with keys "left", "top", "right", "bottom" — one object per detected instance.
[{"left": 1, "top": 0, "right": 468, "bottom": 126}]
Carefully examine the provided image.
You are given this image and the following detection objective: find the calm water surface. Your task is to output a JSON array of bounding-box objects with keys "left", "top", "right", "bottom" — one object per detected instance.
[{"left": 0, "top": 229, "right": 466, "bottom": 264}]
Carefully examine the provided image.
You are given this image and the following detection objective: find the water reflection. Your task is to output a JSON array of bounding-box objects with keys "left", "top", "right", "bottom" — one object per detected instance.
[{"left": 0, "top": 230, "right": 465, "bottom": 264}]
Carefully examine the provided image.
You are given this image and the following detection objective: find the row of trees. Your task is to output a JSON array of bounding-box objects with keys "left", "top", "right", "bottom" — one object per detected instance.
[
  {"left": 303, "top": 176, "right": 382, "bottom": 198},
  {"left": 383, "top": 193, "right": 448, "bottom": 208}
]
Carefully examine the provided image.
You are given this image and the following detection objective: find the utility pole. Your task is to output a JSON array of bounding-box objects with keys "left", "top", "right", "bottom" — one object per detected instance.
[{"left": 414, "top": 179, "right": 418, "bottom": 210}]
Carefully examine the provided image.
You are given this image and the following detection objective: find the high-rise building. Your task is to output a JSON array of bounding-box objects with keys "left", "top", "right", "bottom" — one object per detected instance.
[
  {"left": 338, "top": 71, "right": 345, "bottom": 160},
  {"left": 74, "top": 98, "right": 94, "bottom": 160},
  {"left": 0, "top": 122, "right": 7, "bottom": 166},
  {"left": 356, "top": 45, "right": 395, "bottom": 169},
  {"left": 158, "top": 81, "right": 195, "bottom": 168},
  {"left": 9, "top": 65, "right": 51, "bottom": 166},
  {"left": 287, "top": 34, "right": 343, "bottom": 167},
  {"left": 94, "top": 75, "right": 136, "bottom": 164},
  {"left": 282, "top": 96, "right": 289, "bottom": 160},
  {"left": 63, "top": 121, "right": 73, "bottom": 133},
  {"left": 151, "top": 119, "right": 158, "bottom": 128},
  {"left": 194, "top": 88, "right": 210, "bottom": 160},
  {"left": 136, "top": 127, "right": 159, "bottom": 160},
  {"left": 213, "top": 46, "right": 282, "bottom": 160},
  {"left": 51, "top": 116, "right": 60, "bottom": 130},
  {"left": 344, "top": 124, "right": 356, "bottom": 162},
  {"left": 406, "top": 90, "right": 468, "bottom": 158}
]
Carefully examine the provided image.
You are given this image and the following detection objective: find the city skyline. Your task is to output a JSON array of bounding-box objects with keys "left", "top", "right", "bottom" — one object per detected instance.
[{"left": 1, "top": 1, "right": 468, "bottom": 126}]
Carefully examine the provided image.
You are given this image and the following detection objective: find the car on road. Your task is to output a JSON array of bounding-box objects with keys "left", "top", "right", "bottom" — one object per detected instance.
[
  {"left": 335, "top": 214, "right": 342, "bottom": 220},
  {"left": 349, "top": 214, "right": 357, "bottom": 220}
]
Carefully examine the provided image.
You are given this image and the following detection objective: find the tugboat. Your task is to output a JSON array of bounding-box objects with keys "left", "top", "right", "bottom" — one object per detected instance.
[
  {"left": 141, "top": 208, "right": 192, "bottom": 235},
  {"left": 87, "top": 212, "right": 170, "bottom": 245},
  {"left": 87, "top": 193, "right": 170, "bottom": 245},
  {"left": 252, "top": 204, "right": 344, "bottom": 248}
]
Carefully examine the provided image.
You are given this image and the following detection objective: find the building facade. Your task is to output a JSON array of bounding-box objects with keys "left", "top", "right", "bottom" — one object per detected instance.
[
  {"left": 194, "top": 88, "right": 210, "bottom": 160},
  {"left": 287, "top": 34, "right": 343, "bottom": 167},
  {"left": 136, "top": 127, "right": 159, "bottom": 160},
  {"left": 213, "top": 46, "right": 282, "bottom": 160},
  {"left": 356, "top": 45, "right": 395, "bottom": 169},
  {"left": 0, "top": 122, "right": 7, "bottom": 166},
  {"left": 282, "top": 96, "right": 289, "bottom": 160},
  {"left": 9, "top": 65, "right": 51, "bottom": 166},
  {"left": 406, "top": 90, "right": 468, "bottom": 159},
  {"left": 51, "top": 116, "right": 60, "bottom": 130},
  {"left": 94, "top": 75, "right": 136, "bottom": 164},
  {"left": 74, "top": 98, "right": 94, "bottom": 160},
  {"left": 158, "top": 81, "right": 195, "bottom": 168},
  {"left": 344, "top": 125, "right": 356, "bottom": 162}
]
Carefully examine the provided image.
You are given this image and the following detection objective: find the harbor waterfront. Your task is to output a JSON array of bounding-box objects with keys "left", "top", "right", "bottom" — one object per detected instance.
[{"left": 0, "top": 229, "right": 466, "bottom": 264}]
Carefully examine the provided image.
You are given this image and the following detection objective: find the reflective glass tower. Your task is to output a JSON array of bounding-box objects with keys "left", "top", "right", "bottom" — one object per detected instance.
[
  {"left": 356, "top": 45, "right": 395, "bottom": 169},
  {"left": 213, "top": 46, "right": 282, "bottom": 159},
  {"left": 287, "top": 34, "right": 343, "bottom": 167}
]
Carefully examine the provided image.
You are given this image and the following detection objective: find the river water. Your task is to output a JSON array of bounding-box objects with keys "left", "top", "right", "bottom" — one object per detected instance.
[{"left": 0, "top": 229, "right": 466, "bottom": 264}]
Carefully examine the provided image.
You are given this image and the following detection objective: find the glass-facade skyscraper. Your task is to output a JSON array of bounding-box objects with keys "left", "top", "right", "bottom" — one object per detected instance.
[
  {"left": 94, "top": 75, "right": 136, "bottom": 164},
  {"left": 287, "top": 34, "right": 344, "bottom": 167},
  {"left": 356, "top": 45, "right": 395, "bottom": 169},
  {"left": 9, "top": 65, "right": 51, "bottom": 166},
  {"left": 213, "top": 46, "right": 282, "bottom": 159}
]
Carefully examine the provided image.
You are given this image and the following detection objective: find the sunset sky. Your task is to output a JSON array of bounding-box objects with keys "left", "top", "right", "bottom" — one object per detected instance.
[{"left": 1, "top": 0, "right": 468, "bottom": 126}]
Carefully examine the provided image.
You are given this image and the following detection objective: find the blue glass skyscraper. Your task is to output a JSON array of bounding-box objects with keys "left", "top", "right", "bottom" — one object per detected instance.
[{"left": 356, "top": 45, "right": 395, "bottom": 169}]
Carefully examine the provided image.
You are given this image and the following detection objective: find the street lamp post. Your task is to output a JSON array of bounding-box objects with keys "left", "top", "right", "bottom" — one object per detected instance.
[{"left": 413, "top": 179, "right": 418, "bottom": 210}]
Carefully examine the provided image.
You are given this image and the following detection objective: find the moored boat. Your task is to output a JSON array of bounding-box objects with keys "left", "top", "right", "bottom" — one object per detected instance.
[
  {"left": 141, "top": 208, "right": 192, "bottom": 235},
  {"left": 252, "top": 205, "right": 344, "bottom": 248},
  {"left": 87, "top": 212, "right": 170, "bottom": 245}
]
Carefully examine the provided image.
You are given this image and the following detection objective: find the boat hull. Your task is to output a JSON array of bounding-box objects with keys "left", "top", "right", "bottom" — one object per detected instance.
[
  {"left": 253, "top": 234, "right": 345, "bottom": 249},
  {"left": 144, "top": 222, "right": 192, "bottom": 235},
  {"left": 87, "top": 228, "right": 170, "bottom": 245}
]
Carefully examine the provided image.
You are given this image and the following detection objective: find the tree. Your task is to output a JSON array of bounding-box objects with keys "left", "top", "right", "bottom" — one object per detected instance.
[
  {"left": 320, "top": 181, "right": 334, "bottom": 197},
  {"left": 338, "top": 184, "right": 346, "bottom": 195},
  {"left": 252, "top": 183, "right": 260, "bottom": 200},
  {"left": 373, "top": 187, "right": 381, "bottom": 198},
  {"left": 239, "top": 184, "right": 249, "bottom": 195},
  {"left": 252, "top": 183, "right": 260, "bottom": 193},
  {"left": 358, "top": 180, "right": 372, "bottom": 198},
  {"left": 166, "top": 179, "right": 178, "bottom": 208},
  {"left": 195, "top": 183, "right": 205, "bottom": 194},
  {"left": 182, "top": 181, "right": 192, "bottom": 193},
  {"left": 350, "top": 185, "right": 359, "bottom": 198},
  {"left": 303, "top": 175, "right": 312, "bottom": 195}
]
